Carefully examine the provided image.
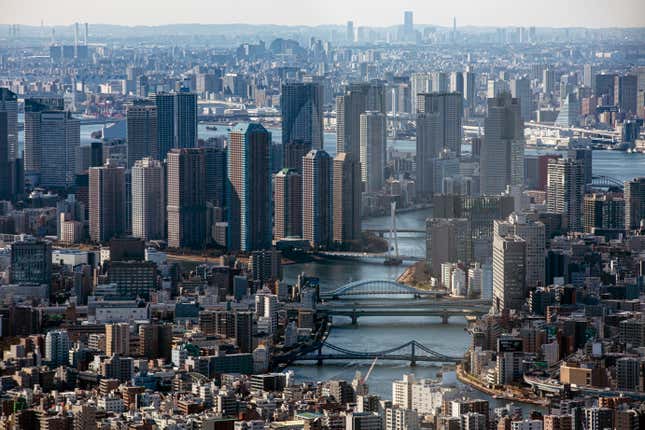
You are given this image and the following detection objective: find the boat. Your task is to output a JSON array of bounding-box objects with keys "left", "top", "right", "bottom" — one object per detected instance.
[{"left": 384, "top": 257, "right": 403, "bottom": 266}]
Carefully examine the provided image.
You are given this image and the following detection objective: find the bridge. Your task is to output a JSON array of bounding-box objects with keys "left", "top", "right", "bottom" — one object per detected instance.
[
  {"left": 318, "top": 251, "right": 423, "bottom": 263},
  {"left": 18, "top": 117, "right": 117, "bottom": 131},
  {"left": 317, "top": 300, "right": 491, "bottom": 324},
  {"left": 320, "top": 279, "right": 442, "bottom": 300},
  {"left": 364, "top": 228, "right": 425, "bottom": 236},
  {"left": 590, "top": 175, "right": 624, "bottom": 191},
  {"left": 292, "top": 340, "right": 462, "bottom": 366}
]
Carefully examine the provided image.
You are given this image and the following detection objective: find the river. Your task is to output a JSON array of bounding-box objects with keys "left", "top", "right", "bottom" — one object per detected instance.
[{"left": 280, "top": 207, "right": 475, "bottom": 399}]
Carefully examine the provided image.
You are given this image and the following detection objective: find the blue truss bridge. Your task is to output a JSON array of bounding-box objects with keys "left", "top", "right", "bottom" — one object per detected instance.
[
  {"left": 290, "top": 340, "right": 462, "bottom": 366},
  {"left": 319, "top": 279, "right": 443, "bottom": 300}
]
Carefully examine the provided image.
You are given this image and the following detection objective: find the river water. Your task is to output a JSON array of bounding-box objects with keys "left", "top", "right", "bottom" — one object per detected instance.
[{"left": 282, "top": 207, "right": 473, "bottom": 399}]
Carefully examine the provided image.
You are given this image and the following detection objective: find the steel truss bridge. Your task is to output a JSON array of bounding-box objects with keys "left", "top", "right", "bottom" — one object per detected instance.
[
  {"left": 590, "top": 175, "right": 624, "bottom": 190},
  {"left": 320, "top": 279, "right": 442, "bottom": 300},
  {"left": 293, "top": 340, "right": 462, "bottom": 365}
]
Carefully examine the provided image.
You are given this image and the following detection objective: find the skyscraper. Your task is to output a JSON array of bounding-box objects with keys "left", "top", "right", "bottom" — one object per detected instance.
[
  {"left": 360, "top": 111, "right": 386, "bottom": 193},
  {"left": 167, "top": 148, "right": 207, "bottom": 249},
  {"left": 235, "top": 311, "right": 254, "bottom": 353},
  {"left": 625, "top": 177, "right": 645, "bottom": 230},
  {"left": 281, "top": 82, "right": 324, "bottom": 171},
  {"left": 555, "top": 93, "right": 580, "bottom": 127},
  {"left": 494, "top": 213, "right": 545, "bottom": 290},
  {"left": 543, "top": 68, "right": 556, "bottom": 94},
  {"left": 410, "top": 73, "right": 431, "bottom": 113},
  {"left": 547, "top": 159, "right": 585, "bottom": 232},
  {"left": 492, "top": 233, "right": 526, "bottom": 313},
  {"left": 510, "top": 77, "right": 532, "bottom": 122},
  {"left": 614, "top": 75, "right": 637, "bottom": 115},
  {"left": 154, "top": 90, "right": 198, "bottom": 160},
  {"left": 583, "top": 193, "right": 625, "bottom": 232},
  {"left": 416, "top": 92, "right": 463, "bottom": 156},
  {"left": 227, "top": 123, "right": 272, "bottom": 251},
  {"left": 594, "top": 73, "right": 616, "bottom": 104},
  {"left": 132, "top": 157, "right": 166, "bottom": 241},
  {"left": 431, "top": 72, "right": 449, "bottom": 93},
  {"left": 126, "top": 99, "right": 157, "bottom": 167},
  {"left": 480, "top": 93, "right": 524, "bottom": 195},
  {"left": 24, "top": 97, "right": 79, "bottom": 188},
  {"left": 89, "top": 160, "right": 126, "bottom": 243},
  {"left": 583, "top": 64, "right": 594, "bottom": 88},
  {"left": 415, "top": 112, "right": 440, "bottom": 197},
  {"left": 155, "top": 92, "right": 175, "bottom": 160},
  {"left": 175, "top": 89, "right": 198, "bottom": 149},
  {"left": 333, "top": 152, "right": 361, "bottom": 244},
  {"left": 336, "top": 82, "right": 383, "bottom": 238},
  {"left": 463, "top": 70, "right": 476, "bottom": 111},
  {"left": 403, "top": 11, "right": 413, "bottom": 34},
  {"left": 203, "top": 145, "right": 227, "bottom": 207},
  {"left": 337, "top": 91, "right": 366, "bottom": 159},
  {"left": 487, "top": 79, "right": 510, "bottom": 99},
  {"left": 10, "top": 238, "right": 52, "bottom": 284},
  {"left": 283, "top": 141, "right": 310, "bottom": 175},
  {"left": 0, "top": 112, "right": 9, "bottom": 200},
  {"left": 450, "top": 71, "right": 464, "bottom": 95},
  {"left": 302, "top": 149, "right": 332, "bottom": 248},
  {"left": 337, "top": 81, "right": 386, "bottom": 159},
  {"left": 45, "top": 330, "right": 70, "bottom": 367},
  {"left": 274, "top": 168, "right": 303, "bottom": 240},
  {"left": 0, "top": 88, "right": 18, "bottom": 161},
  {"left": 567, "top": 148, "right": 592, "bottom": 185},
  {"left": 24, "top": 97, "right": 63, "bottom": 178},
  {"left": 346, "top": 21, "right": 354, "bottom": 43},
  {"left": 425, "top": 218, "right": 471, "bottom": 277}
]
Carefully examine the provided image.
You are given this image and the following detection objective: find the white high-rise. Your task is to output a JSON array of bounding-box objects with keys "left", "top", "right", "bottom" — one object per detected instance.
[
  {"left": 410, "top": 73, "right": 431, "bottom": 113},
  {"left": 132, "top": 157, "right": 166, "bottom": 241},
  {"left": 547, "top": 158, "right": 585, "bottom": 232},
  {"left": 467, "top": 263, "right": 483, "bottom": 298},
  {"left": 494, "top": 213, "right": 545, "bottom": 289},
  {"left": 392, "top": 374, "right": 415, "bottom": 409}
]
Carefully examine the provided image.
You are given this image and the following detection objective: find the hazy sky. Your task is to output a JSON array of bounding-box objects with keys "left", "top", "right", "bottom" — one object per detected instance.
[{"left": 3, "top": 0, "right": 645, "bottom": 28}]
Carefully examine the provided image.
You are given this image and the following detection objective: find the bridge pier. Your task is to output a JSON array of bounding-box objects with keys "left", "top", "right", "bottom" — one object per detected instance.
[
  {"left": 351, "top": 311, "right": 358, "bottom": 326},
  {"left": 316, "top": 346, "right": 323, "bottom": 366},
  {"left": 441, "top": 314, "right": 449, "bottom": 325}
]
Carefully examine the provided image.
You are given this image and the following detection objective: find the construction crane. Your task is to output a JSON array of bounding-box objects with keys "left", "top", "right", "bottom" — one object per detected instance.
[{"left": 362, "top": 357, "right": 379, "bottom": 384}]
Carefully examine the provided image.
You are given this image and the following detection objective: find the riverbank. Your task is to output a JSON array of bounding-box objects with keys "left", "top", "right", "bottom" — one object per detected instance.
[
  {"left": 456, "top": 364, "right": 549, "bottom": 407},
  {"left": 397, "top": 261, "right": 432, "bottom": 286}
]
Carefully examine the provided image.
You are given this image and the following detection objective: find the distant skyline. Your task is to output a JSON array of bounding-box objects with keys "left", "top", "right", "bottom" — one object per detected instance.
[{"left": 3, "top": 0, "right": 645, "bottom": 29}]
